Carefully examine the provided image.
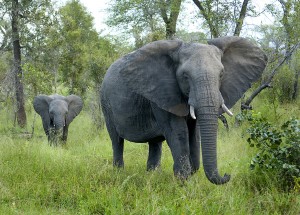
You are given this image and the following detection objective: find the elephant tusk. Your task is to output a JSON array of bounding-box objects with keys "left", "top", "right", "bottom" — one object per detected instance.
[
  {"left": 190, "top": 106, "right": 196, "bottom": 119},
  {"left": 222, "top": 104, "right": 233, "bottom": 117}
]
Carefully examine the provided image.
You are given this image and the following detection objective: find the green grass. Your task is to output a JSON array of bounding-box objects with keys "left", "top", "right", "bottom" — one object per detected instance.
[{"left": 0, "top": 102, "right": 299, "bottom": 214}]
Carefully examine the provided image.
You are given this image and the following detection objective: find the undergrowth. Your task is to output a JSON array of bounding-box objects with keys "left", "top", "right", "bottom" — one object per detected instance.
[
  {"left": 0, "top": 101, "right": 299, "bottom": 214},
  {"left": 244, "top": 111, "right": 299, "bottom": 191}
]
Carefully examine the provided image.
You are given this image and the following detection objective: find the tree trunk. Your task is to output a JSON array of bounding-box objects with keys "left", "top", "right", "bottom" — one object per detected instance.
[
  {"left": 233, "top": 0, "right": 249, "bottom": 36},
  {"left": 193, "top": 0, "right": 250, "bottom": 38},
  {"left": 278, "top": 0, "right": 298, "bottom": 101},
  {"left": 279, "top": 0, "right": 292, "bottom": 56},
  {"left": 12, "top": 0, "right": 27, "bottom": 127},
  {"left": 192, "top": 0, "right": 219, "bottom": 38},
  {"left": 159, "top": 0, "right": 182, "bottom": 39},
  {"left": 292, "top": 69, "right": 299, "bottom": 100}
]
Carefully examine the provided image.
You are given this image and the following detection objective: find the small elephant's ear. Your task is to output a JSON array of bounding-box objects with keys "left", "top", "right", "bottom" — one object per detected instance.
[
  {"left": 208, "top": 36, "right": 268, "bottom": 109},
  {"left": 119, "top": 40, "right": 189, "bottom": 116},
  {"left": 65, "top": 95, "right": 83, "bottom": 125},
  {"left": 33, "top": 95, "right": 53, "bottom": 134}
]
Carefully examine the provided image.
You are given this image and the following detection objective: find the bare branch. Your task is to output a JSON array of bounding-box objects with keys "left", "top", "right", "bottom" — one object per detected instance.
[
  {"left": 243, "top": 42, "right": 300, "bottom": 108},
  {"left": 192, "top": 0, "right": 219, "bottom": 38}
]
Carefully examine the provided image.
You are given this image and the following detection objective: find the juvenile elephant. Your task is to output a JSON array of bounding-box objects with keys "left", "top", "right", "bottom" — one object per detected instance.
[
  {"left": 33, "top": 94, "right": 83, "bottom": 145},
  {"left": 101, "top": 36, "right": 268, "bottom": 184}
]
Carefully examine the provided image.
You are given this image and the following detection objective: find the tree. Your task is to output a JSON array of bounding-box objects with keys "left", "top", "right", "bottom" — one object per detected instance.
[
  {"left": 11, "top": 0, "right": 26, "bottom": 127},
  {"left": 241, "top": 0, "right": 300, "bottom": 108},
  {"left": 0, "top": 19, "right": 11, "bottom": 51},
  {"left": 0, "top": 0, "right": 57, "bottom": 127},
  {"left": 264, "top": 0, "right": 300, "bottom": 100},
  {"left": 233, "top": 0, "right": 250, "bottom": 36},
  {"left": 242, "top": 42, "right": 299, "bottom": 108},
  {"left": 106, "top": 0, "right": 163, "bottom": 47},
  {"left": 88, "top": 37, "right": 118, "bottom": 86},
  {"left": 106, "top": 0, "right": 183, "bottom": 45},
  {"left": 58, "top": 0, "right": 99, "bottom": 95},
  {"left": 20, "top": 1, "right": 60, "bottom": 97},
  {"left": 192, "top": 0, "right": 253, "bottom": 38},
  {"left": 159, "top": 0, "right": 183, "bottom": 39},
  {"left": 281, "top": 0, "right": 300, "bottom": 100}
]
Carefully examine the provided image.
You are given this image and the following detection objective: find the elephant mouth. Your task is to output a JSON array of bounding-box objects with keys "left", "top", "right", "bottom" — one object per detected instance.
[
  {"left": 49, "top": 127, "right": 63, "bottom": 134},
  {"left": 189, "top": 103, "right": 233, "bottom": 119},
  {"left": 49, "top": 127, "right": 64, "bottom": 146}
]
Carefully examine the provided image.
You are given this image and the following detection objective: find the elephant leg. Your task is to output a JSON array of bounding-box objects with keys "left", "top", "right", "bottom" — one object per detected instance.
[
  {"left": 62, "top": 125, "right": 69, "bottom": 143},
  {"left": 165, "top": 120, "right": 191, "bottom": 179},
  {"left": 48, "top": 128, "right": 56, "bottom": 146},
  {"left": 102, "top": 105, "right": 125, "bottom": 168},
  {"left": 107, "top": 126, "right": 124, "bottom": 168},
  {"left": 187, "top": 118, "right": 200, "bottom": 173},
  {"left": 112, "top": 135, "right": 124, "bottom": 168},
  {"left": 147, "top": 141, "right": 162, "bottom": 171},
  {"left": 47, "top": 135, "right": 52, "bottom": 145},
  {"left": 152, "top": 104, "right": 191, "bottom": 179}
]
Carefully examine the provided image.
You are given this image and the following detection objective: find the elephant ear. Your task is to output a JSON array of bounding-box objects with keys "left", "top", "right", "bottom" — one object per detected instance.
[
  {"left": 65, "top": 95, "right": 83, "bottom": 125},
  {"left": 119, "top": 40, "right": 189, "bottom": 116},
  {"left": 208, "top": 36, "right": 268, "bottom": 109},
  {"left": 33, "top": 95, "right": 53, "bottom": 134}
]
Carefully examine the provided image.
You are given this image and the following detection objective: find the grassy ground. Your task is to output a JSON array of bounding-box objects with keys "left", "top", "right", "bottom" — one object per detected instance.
[{"left": 0, "top": 100, "right": 299, "bottom": 214}]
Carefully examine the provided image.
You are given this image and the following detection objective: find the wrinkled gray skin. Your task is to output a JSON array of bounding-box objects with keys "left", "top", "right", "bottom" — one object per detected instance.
[
  {"left": 101, "top": 36, "right": 267, "bottom": 184},
  {"left": 33, "top": 94, "right": 83, "bottom": 145}
]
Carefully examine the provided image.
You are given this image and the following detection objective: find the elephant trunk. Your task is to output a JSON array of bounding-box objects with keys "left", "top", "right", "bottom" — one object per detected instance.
[
  {"left": 190, "top": 79, "right": 230, "bottom": 184},
  {"left": 49, "top": 115, "right": 65, "bottom": 145},
  {"left": 197, "top": 113, "right": 230, "bottom": 184},
  {"left": 53, "top": 115, "right": 65, "bottom": 130}
]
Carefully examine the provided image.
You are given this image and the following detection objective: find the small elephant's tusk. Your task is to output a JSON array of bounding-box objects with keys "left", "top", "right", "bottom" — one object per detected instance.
[
  {"left": 190, "top": 106, "right": 196, "bottom": 119},
  {"left": 222, "top": 104, "right": 233, "bottom": 117}
]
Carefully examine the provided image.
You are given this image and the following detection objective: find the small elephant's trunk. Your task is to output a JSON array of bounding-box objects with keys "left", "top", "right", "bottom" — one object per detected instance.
[
  {"left": 48, "top": 127, "right": 63, "bottom": 146},
  {"left": 49, "top": 116, "right": 65, "bottom": 145}
]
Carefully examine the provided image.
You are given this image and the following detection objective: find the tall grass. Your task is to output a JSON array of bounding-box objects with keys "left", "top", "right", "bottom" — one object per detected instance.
[{"left": 0, "top": 101, "right": 299, "bottom": 214}]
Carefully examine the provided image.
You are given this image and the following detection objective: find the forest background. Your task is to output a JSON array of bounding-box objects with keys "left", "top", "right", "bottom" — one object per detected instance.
[{"left": 0, "top": 0, "right": 299, "bottom": 214}]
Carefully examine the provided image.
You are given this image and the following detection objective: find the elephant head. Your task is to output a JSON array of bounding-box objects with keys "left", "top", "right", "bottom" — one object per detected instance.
[
  {"left": 33, "top": 94, "right": 83, "bottom": 145},
  {"left": 120, "top": 36, "right": 267, "bottom": 184}
]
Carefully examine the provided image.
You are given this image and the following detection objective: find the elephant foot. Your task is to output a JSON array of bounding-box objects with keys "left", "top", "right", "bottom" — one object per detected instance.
[
  {"left": 190, "top": 167, "right": 199, "bottom": 175},
  {"left": 174, "top": 156, "right": 192, "bottom": 180},
  {"left": 146, "top": 163, "right": 161, "bottom": 171},
  {"left": 147, "top": 141, "right": 162, "bottom": 171},
  {"left": 174, "top": 170, "right": 191, "bottom": 181},
  {"left": 113, "top": 160, "right": 124, "bottom": 168}
]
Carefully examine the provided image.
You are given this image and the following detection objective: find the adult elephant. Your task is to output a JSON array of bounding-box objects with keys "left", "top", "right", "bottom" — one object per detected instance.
[
  {"left": 33, "top": 94, "right": 83, "bottom": 145},
  {"left": 100, "top": 36, "right": 267, "bottom": 184}
]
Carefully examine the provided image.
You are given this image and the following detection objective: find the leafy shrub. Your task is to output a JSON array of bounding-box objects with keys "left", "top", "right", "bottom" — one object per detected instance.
[
  {"left": 85, "top": 88, "right": 105, "bottom": 130},
  {"left": 271, "top": 64, "right": 296, "bottom": 103},
  {"left": 245, "top": 111, "right": 300, "bottom": 191},
  {"left": 23, "top": 63, "right": 54, "bottom": 96}
]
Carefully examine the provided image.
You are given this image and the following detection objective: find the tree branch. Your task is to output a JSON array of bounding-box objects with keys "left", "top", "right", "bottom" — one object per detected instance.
[
  {"left": 243, "top": 42, "right": 300, "bottom": 108},
  {"left": 233, "top": 0, "right": 249, "bottom": 36},
  {"left": 159, "top": 0, "right": 169, "bottom": 24},
  {"left": 192, "top": 0, "right": 219, "bottom": 38}
]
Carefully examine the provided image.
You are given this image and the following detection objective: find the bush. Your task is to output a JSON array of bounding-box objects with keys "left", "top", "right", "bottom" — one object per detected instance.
[
  {"left": 245, "top": 111, "right": 300, "bottom": 191},
  {"left": 85, "top": 87, "right": 105, "bottom": 130},
  {"left": 271, "top": 64, "right": 297, "bottom": 103}
]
